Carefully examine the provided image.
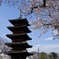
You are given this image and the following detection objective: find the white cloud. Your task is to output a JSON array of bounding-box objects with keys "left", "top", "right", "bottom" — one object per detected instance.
[
  {"left": 52, "top": 29, "right": 59, "bottom": 35},
  {"left": 27, "top": 43, "right": 59, "bottom": 53},
  {"left": 45, "top": 37, "right": 53, "bottom": 41}
]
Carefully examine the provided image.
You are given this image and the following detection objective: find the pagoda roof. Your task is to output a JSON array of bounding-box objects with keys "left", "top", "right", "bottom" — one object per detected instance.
[
  {"left": 7, "top": 26, "right": 31, "bottom": 33},
  {"left": 9, "top": 18, "right": 30, "bottom": 26},
  {"left": 5, "top": 42, "right": 32, "bottom": 48},
  {"left": 6, "top": 33, "right": 32, "bottom": 40},
  {"left": 5, "top": 50, "right": 32, "bottom": 56}
]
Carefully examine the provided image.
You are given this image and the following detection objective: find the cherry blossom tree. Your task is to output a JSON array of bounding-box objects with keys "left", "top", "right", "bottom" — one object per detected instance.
[
  {"left": 20, "top": 0, "right": 59, "bottom": 39},
  {"left": 0, "top": 0, "right": 59, "bottom": 39},
  {"left": 0, "top": 37, "right": 11, "bottom": 54}
]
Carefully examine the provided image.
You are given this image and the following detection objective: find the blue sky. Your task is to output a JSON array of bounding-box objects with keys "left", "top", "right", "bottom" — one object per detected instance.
[{"left": 0, "top": 4, "right": 59, "bottom": 53}]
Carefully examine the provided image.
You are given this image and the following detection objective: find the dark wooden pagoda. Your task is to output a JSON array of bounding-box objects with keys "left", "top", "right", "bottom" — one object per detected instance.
[{"left": 5, "top": 18, "right": 32, "bottom": 59}]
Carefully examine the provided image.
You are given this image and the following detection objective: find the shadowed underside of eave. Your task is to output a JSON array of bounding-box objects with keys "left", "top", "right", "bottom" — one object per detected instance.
[
  {"left": 5, "top": 42, "right": 32, "bottom": 48},
  {"left": 6, "top": 34, "right": 32, "bottom": 40},
  {"left": 5, "top": 50, "right": 33, "bottom": 56},
  {"left": 7, "top": 26, "right": 31, "bottom": 33}
]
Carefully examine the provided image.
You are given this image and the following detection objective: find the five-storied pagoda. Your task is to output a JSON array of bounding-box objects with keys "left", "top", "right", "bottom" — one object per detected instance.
[{"left": 5, "top": 17, "right": 32, "bottom": 59}]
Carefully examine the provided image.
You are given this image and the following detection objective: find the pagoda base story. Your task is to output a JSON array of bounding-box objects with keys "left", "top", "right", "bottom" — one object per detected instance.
[{"left": 12, "top": 57, "right": 26, "bottom": 59}]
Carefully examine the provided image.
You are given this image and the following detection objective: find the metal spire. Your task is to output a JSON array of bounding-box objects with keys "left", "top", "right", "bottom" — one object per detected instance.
[
  {"left": 19, "top": 9, "right": 22, "bottom": 19},
  {"left": 38, "top": 48, "right": 40, "bottom": 59},
  {"left": 19, "top": 0, "right": 22, "bottom": 19}
]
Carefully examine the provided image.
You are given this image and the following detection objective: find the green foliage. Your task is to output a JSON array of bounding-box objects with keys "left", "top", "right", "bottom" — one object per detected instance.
[
  {"left": 49, "top": 52, "right": 58, "bottom": 59},
  {"left": 28, "top": 51, "right": 59, "bottom": 59},
  {"left": 40, "top": 52, "right": 47, "bottom": 59}
]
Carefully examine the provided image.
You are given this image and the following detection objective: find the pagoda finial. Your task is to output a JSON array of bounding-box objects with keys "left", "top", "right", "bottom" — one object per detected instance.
[
  {"left": 19, "top": 0, "right": 23, "bottom": 19},
  {"left": 19, "top": 9, "right": 22, "bottom": 19}
]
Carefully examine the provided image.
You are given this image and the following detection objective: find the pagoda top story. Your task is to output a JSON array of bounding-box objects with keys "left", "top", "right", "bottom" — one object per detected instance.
[{"left": 9, "top": 18, "right": 30, "bottom": 26}]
